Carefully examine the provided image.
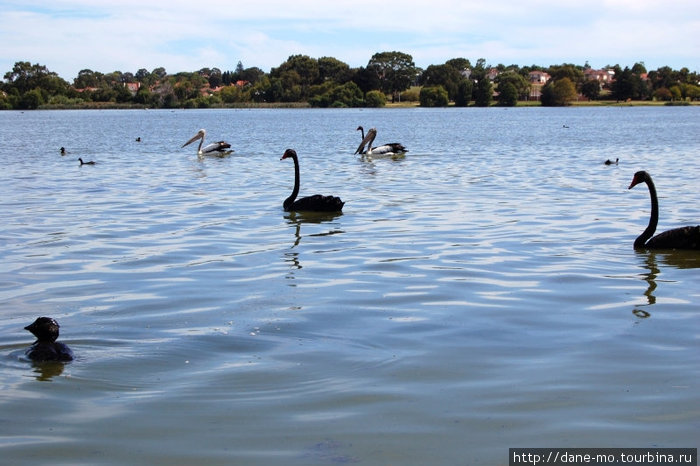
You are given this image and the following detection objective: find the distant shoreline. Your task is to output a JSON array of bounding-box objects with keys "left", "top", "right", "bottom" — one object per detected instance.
[{"left": 27, "top": 100, "right": 697, "bottom": 110}]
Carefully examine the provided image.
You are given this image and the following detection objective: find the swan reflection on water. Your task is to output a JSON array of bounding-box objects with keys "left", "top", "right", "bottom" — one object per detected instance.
[
  {"left": 633, "top": 249, "right": 700, "bottom": 317},
  {"left": 283, "top": 211, "right": 344, "bottom": 277}
]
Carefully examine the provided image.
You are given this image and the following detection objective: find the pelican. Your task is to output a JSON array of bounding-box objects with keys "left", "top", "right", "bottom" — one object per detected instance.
[
  {"left": 355, "top": 126, "right": 407, "bottom": 156},
  {"left": 182, "top": 129, "right": 233, "bottom": 155}
]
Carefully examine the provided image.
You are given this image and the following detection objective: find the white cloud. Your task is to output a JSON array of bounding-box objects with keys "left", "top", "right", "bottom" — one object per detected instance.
[{"left": 0, "top": 0, "right": 697, "bottom": 80}]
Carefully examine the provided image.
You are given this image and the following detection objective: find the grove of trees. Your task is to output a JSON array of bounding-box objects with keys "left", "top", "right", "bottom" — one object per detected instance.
[{"left": 2, "top": 53, "right": 699, "bottom": 110}]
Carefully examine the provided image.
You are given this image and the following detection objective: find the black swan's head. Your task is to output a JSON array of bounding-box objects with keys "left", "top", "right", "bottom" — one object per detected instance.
[
  {"left": 25, "top": 317, "right": 61, "bottom": 343},
  {"left": 281, "top": 148, "right": 297, "bottom": 161},
  {"left": 629, "top": 170, "right": 650, "bottom": 190}
]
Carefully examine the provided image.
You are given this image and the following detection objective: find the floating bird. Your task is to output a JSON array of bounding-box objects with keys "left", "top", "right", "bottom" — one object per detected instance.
[
  {"left": 182, "top": 129, "right": 232, "bottom": 155},
  {"left": 628, "top": 170, "right": 700, "bottom": 249},
  {"left": 355, "top": 126, "right": 407, "bottom": 156},
  {"left": 60, "top": 147, "right": 66, "bottom": 155},
  {"left": 79, "top": 158, "right": 95, "bottom": 165},
  {"left": 281, "top": 149, "right": 344, "bottom": 212},
  {"left": 24, "top": 317, "right": 74, "bottom": 362},
  {"left": 135, "top": 137, "right": 141, "bottom": 142},
  {"left": 604, "top": 158, "right": 619, "bottom": 165}
]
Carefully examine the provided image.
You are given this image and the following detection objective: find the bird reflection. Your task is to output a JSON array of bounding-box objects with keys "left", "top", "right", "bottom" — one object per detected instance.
[
  {"left": 283, "top": 211, "right": 344, "bottom": 280},
  {"left": 633, "top": 249, "right": 700, "bottom": 317},
  {"left": 30, "top": 361, "right": 66, "bottom": 381}
]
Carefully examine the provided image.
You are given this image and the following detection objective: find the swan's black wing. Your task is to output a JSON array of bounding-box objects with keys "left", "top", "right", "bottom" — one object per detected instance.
[
  {"left": 646, "top": 225, "right": 700, "bottom": 250},
  {"left": 288, "top": 194, "right": 344, "bottom": 212}
]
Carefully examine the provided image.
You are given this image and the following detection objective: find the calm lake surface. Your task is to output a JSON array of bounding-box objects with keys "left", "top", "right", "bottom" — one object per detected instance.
[{"left": 1, "top": 106, "right": 698, "bottom": 465}]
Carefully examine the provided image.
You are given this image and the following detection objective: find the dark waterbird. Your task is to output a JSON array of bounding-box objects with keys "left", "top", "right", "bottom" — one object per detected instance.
[
  {"left": 79, "top": 158, "right": 95, "bottom": 165},
  {"left": 281, "top": 149, "right": 344, "bottom": 212},
  {"left": 628, "top": 171, "right": 700, "bottom": 249},
  {"left": 604, "top": 158, "right": 619, "bottom": 165},
  {"left": 24, "top": 317, "right": 74, "bottom": 362}
]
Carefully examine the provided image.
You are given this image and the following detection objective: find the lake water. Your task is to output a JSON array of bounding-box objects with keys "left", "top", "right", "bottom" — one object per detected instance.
[{"left": 0, "top": 106, "right": 698, "bottom": 465}]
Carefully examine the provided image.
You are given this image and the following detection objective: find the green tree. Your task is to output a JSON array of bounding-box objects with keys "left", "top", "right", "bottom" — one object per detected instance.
[
  {"left": 547, "top": 63, "right": 584, "bottom": 86},
  {"left": 219, "top": 85, "right": 243, "bottom": 103},
  {"left": 318, "top": 57, "right": 352, "bottom": 83},
  {"left": 3, "top": 62, "right": 69, "bottom": 108},
  {"left": 18, "top": 88, "right": 44, "bottom": 109},
  {"left": 494, "top": 71, "right": 530, "bottom": 101},
  {"left": 580, "top": 79, "right": 601, "bottom": 100},
  {"left": 208, "top": 68, "right": 223, "bottom": 88},
  {"left": 74, "top": 69, "right": 103, "bottom": 88},
  {"left": 652, "top": 87, "right": 672, "bottom": 101},
  {"left": 308, "top": 81, "right": 363, "bottom": 107},
  {"left": 419, "top": 86, "right": 449, "bottom": 107},
  {"left": 474, "top": 76, "right": 493, "bottom": 107},
  {"left": 239, "top": 66, "right": 264, "bottom": 84},
  {"left": 445, "top": 58, "right": 471, "bottom": 72},
  {"left": 669, "top": 85, "right": 682, "bottom": 101},
  {"left": 271, "top": 55, "right": 320, "bottom": 100},
  {"left": 497, "top": 82, "right": 518, "bottom": 106},
  {"left": 631, "top": 62, "right": 647, "bottom": 75},
  {"left": 540, "top": 77, "right": 577, "bottom": 106},
  {"left": 366, "top": 51, "right": 416, "bottom": 102},
  {"left": 420, "top": 64, "right": 463, "bottom": 100},
  {"left": 682, "top": 83, "right": 700, "bottom": 101},
  {"left": 454, "top": 79, "right": 472, "bottom": 107},
  {"left": 134, "top": 87, "right": 155, "bottom": 105},
  {"left": 610, "top": 66, "right": 640, "bottom": 101},
  {"left": 352, "top": 66, "right": 381, "bottom": 95},
  {"left": 365, "top": 90, "right": 386, "bottom": 107}
]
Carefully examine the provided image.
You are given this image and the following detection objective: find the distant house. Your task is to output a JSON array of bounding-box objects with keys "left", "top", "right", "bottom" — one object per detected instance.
[
  {"left": 124, "top": 82, "right": 141, "bottom": 94},
  {"left": 527, "top": 71, "right": 550, "bottom": 101},
  {"left": 583, "top": 68, "right": 615, "bottom": 83},
  {"left": 487, "top": 68, "right": 500, "bottom": 81},
  {"left": 528, "top": 71, "right": 550, "bottom": 84}
]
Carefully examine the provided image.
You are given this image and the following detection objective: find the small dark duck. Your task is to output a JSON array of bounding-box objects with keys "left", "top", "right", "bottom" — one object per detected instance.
[{"left": 24, "top": 317, "right": 74, "bottom": 362}]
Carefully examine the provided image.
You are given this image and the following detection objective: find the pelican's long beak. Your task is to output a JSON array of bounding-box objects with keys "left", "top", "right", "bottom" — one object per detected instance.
[
  {"left": 354, "top": 129, "right": 375, "bottom": 155},
  {"left": 182, "top": 130, "right": 204, "bottom": 148}
]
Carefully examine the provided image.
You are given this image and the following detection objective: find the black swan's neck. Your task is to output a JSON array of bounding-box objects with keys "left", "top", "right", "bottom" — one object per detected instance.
[
  {"left": 635, "top": 177, "right": 659, "bottom": 248},
  {"left": 284, "top": 154, "right": 300, "bottom": 211}
]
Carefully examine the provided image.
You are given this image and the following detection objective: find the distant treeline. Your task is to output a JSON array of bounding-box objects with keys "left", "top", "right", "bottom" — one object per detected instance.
[{"left": 2, "top": 52, "right": 699, "bottom": 110}]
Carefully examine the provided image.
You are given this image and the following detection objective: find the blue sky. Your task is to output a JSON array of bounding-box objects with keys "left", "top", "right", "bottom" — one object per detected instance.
[{"left": 1, "top": 0, "right": 698, "bottom": 81}]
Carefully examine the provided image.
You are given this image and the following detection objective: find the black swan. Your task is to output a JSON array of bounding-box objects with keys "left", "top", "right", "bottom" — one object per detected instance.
[
  {"left": 281, "top": 149, "right": 344, "bottom": 212},
  {"left": 79, "top": 158, "right": 95, "bottom": 165},
  {"left": 182, "top": 129, "right": 232, "bottom": 155},
  {"left": 604, "top": 158, "right": 619, "bottom": 165},
  {"left": 628, "top": 171, "right": 700, "bottom": 249},
  {"left": 24, "top": 317, "right": 74, "bottom": 362},
  {"left": 355, "top": 126, "right": 407, "bottom": 156}
]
